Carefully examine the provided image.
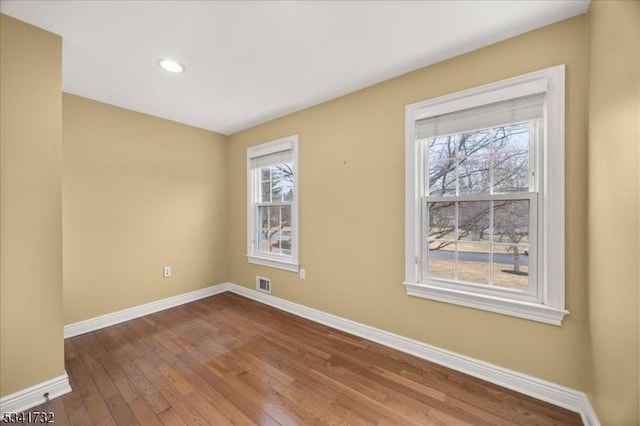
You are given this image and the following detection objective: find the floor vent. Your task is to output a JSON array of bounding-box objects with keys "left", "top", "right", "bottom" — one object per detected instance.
[{"left": 256, "top": 276, "right": 271, "bottom": 293}]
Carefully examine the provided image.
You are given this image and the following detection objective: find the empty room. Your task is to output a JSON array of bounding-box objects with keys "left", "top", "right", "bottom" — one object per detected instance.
[{"left": 1, "top": 1, "right": 638, "bottom": 425}]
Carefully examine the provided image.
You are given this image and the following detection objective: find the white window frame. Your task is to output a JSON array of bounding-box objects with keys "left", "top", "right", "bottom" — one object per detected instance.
[
  {"left": 404, "top": 65, "right": 568, "bottom": 325},
  {"left": 247, "top": 135, "right": 299, "bottom": 272}
]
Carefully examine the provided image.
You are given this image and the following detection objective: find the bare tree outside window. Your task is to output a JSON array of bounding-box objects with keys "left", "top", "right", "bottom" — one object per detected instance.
[
  {"left": 258, "top": 163, "right": 294, "bottom": 255},
  {"left": 425, "top": 123, "right": 532, "bottom": 290},
  {"left": 406, "top": 67, "right": 567, "bottom": 324}
]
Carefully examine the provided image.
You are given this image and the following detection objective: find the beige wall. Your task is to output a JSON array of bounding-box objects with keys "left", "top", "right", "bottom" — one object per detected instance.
[
  {"left": 227, "top": 16, "right": 589, "bottom": 390},
  {"left": 0, "top": 15, "right": 65, "bottom": 396},
  {"left": 62, "top": 94, "right": 228, "bottom": 324},
  {"left": 586, "top": 1, "right": 640, "bottom": 424}
]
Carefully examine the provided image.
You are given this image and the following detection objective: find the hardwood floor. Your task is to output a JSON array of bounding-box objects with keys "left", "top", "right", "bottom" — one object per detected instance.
[{"left": 26, "top": 292, "right": 581, "bottom": 425}]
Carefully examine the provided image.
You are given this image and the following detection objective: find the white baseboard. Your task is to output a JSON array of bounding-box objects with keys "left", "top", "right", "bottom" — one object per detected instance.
[
  {"left": 578, "top": 397, "right": 601, "bottom": 426},
  {"left": 64, "top": 284, "right": 230, "bottom": 338},
  {"left": 0, "top": 373, "right": 71, "bottom": 416},
  {"left": 224, "top": 282, "right": 600, "bottom": 426},
  {"left": 60, "top": 281, "right": 598, "bottom": 425}
]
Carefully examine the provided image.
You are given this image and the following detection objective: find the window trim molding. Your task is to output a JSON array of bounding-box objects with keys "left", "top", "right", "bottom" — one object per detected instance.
[
  {"left": 404, "top": 65, "right": 568, "bottom": 325},
  {"left": 246, "top": 135, "right": 300, "bottom": 272}
]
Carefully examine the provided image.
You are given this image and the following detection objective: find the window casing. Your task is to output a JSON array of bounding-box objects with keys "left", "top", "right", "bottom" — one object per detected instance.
[
  {"left": 404, "top": 65, "right": 568, "bottom": 325},
  {"left": 247, "top": 135, "right": 299, "bottom": 272}
]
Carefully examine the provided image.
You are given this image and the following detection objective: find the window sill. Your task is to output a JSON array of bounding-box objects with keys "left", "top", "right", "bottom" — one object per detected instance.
[
  {"left": 403, "top": 281, "right": 568, "bottom": 326},
  {"left": 247, "top": 255, "right": 299, "bottom": 272}
]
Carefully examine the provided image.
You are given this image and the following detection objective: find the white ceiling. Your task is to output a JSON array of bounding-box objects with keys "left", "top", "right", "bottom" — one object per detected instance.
[{"left": 0, "top": 0, "right": 589, "bottom": 135}]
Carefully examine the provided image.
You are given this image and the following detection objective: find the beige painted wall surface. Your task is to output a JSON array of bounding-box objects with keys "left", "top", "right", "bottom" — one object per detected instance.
[
  {"left": 63, "top": 94, "right": 228, "bottom": 324},
  {"left": 227, "top": 16, "right": 589, "bottom": 390},
  {"left": 0, "top": 15, "right": 65, "bottom": 397},
  {"left": 587, "top": 1, "right": 640, "bottom": 424}
]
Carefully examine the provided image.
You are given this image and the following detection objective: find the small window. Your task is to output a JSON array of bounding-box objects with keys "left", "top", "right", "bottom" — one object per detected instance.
[
  {"left": 247, "top": 135, "right": 299, "bottom": 272},
  {"left": 404, "top": 65, "right": 568, "bottom": 325}
]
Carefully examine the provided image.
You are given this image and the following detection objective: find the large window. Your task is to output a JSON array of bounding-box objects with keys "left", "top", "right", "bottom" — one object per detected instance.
[
  {"left": 404, "top": 66, "right": 568, "bottom": 325},
  {"left": 247, "top": 135, "right": 299, "bottom": 272}
]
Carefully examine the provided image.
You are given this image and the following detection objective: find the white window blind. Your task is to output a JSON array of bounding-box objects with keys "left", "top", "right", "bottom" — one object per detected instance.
[
  {"left": 417, "top": 93, "right": 545, "bottom": 139},
  {"left": 250, "top": 150, "right": 293, "bottom": 169}
]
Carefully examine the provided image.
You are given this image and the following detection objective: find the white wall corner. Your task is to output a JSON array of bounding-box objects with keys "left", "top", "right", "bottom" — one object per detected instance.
[{"left": 0, "top": 373, "right": 71, "bottom": 416}]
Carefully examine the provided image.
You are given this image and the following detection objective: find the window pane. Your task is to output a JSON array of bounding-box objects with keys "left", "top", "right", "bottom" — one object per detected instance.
[
  {"left": 493, "top": 123, "right": 530, "bottom": 153},
  {"left": 493, "top": 200, "right": 529, "bottom": 245},
  {"left": 429, "top": 136, "right": 457, "bottom": 156},
  {"left": 459, "top": 130, "right": 491, "bottom": 156},
  {"left": 493, "top": 151, "right": 529, "bottom": 193},
  {"left": 261, "top": 168, "right": 271, "bottom": 181},
  {"left": 492, "top": 244, "right": 529, "bottom": 290},
  {"left": 260, "top": 167, "right": 271, "bottom": 203},
  {"left": 426, "top": 197, "right": 533, "bottom": 292},
  {"left": 428, "top": 137, "right": 457, "bottom": 196},
  {"left": 458, "top": 155, "right": 490, "bottom": 194},
  {"left": 424, "top": 126, "right": 534, "bottom": 293},
  {"left": 428, "top": 170, "right": 456, "bottom": 196},
  {"left": 428, "top": 243, "right": 455, "bottom": 280},
  {"left": 257, "top": 206, "right": 273, "bottom": 253},
  {"left": 457, "top": 243, "right": 489, "bottom": 285},
  {"left": 257, "top": 163, "right": 294, "bottom": 203},
  {"left": 271, "top": 163, "right": 294, "bottom": 202},
  {"left": 428, "top": 160, "right": 456, "bottom": 196},
  {"left": 428, "top": 202, "right": 455, "bottom": 241},
  {"left": 257, "top": 205, "right": 292, "bottom": 256},
  {"left": 279, "top": 229, "right": 292, "bottom": 255},
  {"left": 261, "top": 181, "right": 271, "bottom": 202},
  {"left": 458, "top": 201, "right": 490, "bottom": 242}
]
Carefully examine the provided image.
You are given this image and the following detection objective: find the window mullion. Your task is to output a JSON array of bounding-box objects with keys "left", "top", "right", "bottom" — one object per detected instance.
[
  {"left": 455, "top": 139, "right": 460, "bottom": 197},
  {"left": 529, "top": 120, "right": 536, "bottom": 191},
  {"left": 489, "top": 200, "right": 494, "bottom": 285},
  {"left": 278, "top": 206, "right": 282, "bottom": 254},
  {"left": 529, "top": 192, "right": 539, "bottom": 299},
  {"left": 454, "top": 201, "right": 459, "bottom": 281},
  {"left": 425, "top": 193, "right": 531, "bottom": 203},
  {"left": 489, "top": 127, "right": 494, "bottom": 194},
  {"left": 269, "top": 168, "right": 273, "bottom": 203},
  {"left": 422, "top": 136, "right": 428, "bottom": 197},
  {"left": 254, "top": 206, "right": 259, "bottom": 251},
  {"left": 267, "top": 207, "right": 272, "bottom": 253},
  {"left": 422, "top": 199, "right": 428, "bottom": 281}
]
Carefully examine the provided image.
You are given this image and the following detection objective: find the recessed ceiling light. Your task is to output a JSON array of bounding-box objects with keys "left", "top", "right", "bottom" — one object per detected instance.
[{"left": 158, "top": 59, "right": 184, "bottom": 73}]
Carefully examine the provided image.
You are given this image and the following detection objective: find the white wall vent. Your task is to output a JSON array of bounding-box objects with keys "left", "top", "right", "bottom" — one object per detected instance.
[{"left": 256, "top": 276, "right": 271, "bottom": 293}]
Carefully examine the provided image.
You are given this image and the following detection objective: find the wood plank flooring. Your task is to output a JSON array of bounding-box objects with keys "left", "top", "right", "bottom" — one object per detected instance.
[{"left": 25, "top": 292, "right": 582, "bottom": 425}]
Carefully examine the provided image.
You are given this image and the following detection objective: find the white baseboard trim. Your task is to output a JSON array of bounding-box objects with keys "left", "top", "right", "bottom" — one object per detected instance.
[
  {"left": 60, "top": 281, "right": 598, "bottom": 425},
  {"left": 0, "top": 373, "right": 71, "bottom": 416},
  {"left": 224, "top": 282, "right": 600, "bottom": 426},
  {"left": 64, "top": 284, "right": 230, "bottom": 338},
  {"left": 577, "top": 397, "right": 601, "bottom": 426}
]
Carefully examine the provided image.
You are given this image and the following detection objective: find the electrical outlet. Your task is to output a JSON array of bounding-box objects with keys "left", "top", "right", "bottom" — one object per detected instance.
[
  {"left": 163, "top": 266, "right": 172, "bottom": 278},
  {"left": 299, "top": 268, "right": 306, "bottom": 279}
]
